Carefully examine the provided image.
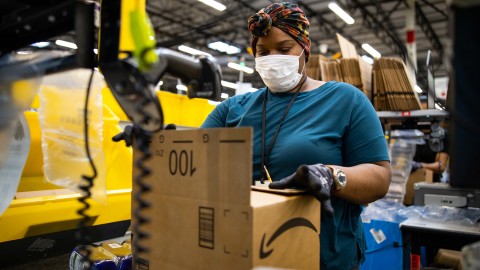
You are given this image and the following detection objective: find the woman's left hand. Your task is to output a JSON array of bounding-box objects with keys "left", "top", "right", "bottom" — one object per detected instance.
[{"left": 269, "top": 164, "right": 334, "bottom": 216}]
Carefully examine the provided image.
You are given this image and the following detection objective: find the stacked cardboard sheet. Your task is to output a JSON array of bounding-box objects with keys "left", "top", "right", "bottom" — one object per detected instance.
[
  {"left": 339, "top": 58, "right": 363, "bottom": 89},
  {"left": 373, "top": 57, "right": 421, "bottom": 111},
  {"left": 306, "top": 32, "right": 371, "bottom": 100},
  {"left": 306, "top": 54, "right": 321, "bottom": 80},
  {"left": 320, "top": 59, "right": 343, "bottom": 82},
  {"left": 358, "top": 56, "right": 373, "bottom": 100}
]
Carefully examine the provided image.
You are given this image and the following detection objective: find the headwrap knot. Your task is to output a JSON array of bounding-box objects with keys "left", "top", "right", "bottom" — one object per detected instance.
[
  {"left": 248, "top": 2, "right": 311, "bottom": 59},
  {"left": 248, "top": 11, "right": 272, "bottom": 37}
]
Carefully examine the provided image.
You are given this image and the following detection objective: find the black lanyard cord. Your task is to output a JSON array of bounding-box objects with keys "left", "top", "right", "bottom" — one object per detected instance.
[{"left": 260, "top": 76, "right": 308, "bottom": 181}]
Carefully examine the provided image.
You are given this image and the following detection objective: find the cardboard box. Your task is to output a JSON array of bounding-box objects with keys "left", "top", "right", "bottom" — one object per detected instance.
[
  {"left": 132, "top": 127, "right": 320, "bottom": 270},
  {"left": 433, "top": 249, "right": 462, "bottom": 270},
  {"left": 403, "top": 168, "right": 433, "bottom": 205}
]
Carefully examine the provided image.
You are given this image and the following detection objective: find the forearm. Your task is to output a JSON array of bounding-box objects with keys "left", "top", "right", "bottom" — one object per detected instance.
[
  {"left": 421, "top": 161, "right": 442, "bottom": 172},
  {"left": 420, "top": 153, "right": 448, "bottom": 173},
  {"left": 329, "top": 161, "right": 391, "bottom": 205}
]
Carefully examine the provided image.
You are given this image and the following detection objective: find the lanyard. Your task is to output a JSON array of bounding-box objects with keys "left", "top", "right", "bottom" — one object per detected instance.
[{"left": 260, "top": 77, "right": 307, "bottom": 181}]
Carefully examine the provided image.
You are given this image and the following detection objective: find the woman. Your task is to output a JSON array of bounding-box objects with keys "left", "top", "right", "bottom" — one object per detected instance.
[{"left": 201, "top": 2, "right": 391, "bottom": 269}]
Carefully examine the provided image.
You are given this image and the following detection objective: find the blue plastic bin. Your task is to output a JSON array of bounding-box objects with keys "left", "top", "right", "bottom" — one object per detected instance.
[{"left": 360, "top": 219, "right": 403, "bottom": 270}]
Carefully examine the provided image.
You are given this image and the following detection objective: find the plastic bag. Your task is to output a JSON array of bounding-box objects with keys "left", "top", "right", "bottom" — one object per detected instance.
[
  {"left": 390, "top": 129, "right": 425, "bottom": 145},
  {"left": 0, "top": 52, "right": 42, "bottom": 166},
  {"left": 0, "top": 52, "right": 43, "bottom": 215},
  {"left": 0, "top": 114, "right": 31, "bottom": 216},
  {"left": 398, "top": 205, "right": 480, "bottom": 226},
  {"left": 39, "top": 69, "right": 106, "bottom": 203},
  {"left": 361, "top": 199, "right": 407, "bottom": 223}
]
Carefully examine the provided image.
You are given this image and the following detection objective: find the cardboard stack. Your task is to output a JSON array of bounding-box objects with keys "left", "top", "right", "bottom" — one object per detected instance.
[
  {"left": 320, "top": 59, "right": 344, "bottom": 82},
  {"left": 373, "top": 57, "right": 421, "bottom": 111},
  {"left": 336, "top": 33, "right": 363, "bottom": 90},
  {"left": 358, "top": 56, "right": 373, "bottom": 100},
  {"left": 305, "top": 34, "right": 371, "bottom": 99},
  {"left": 132, "top": 127, "right": 320, "bottom": 270},
  {"left": 306, "top": 54, "right": 321, "bottom": 80},
  {"left": 339, "top": 58, "right": 363, "bottom": 90}
]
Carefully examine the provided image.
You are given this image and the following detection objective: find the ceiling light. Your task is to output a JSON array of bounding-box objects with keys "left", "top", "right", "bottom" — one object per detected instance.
[
  {"left": 328, "top": 2, "right": 354, "bottom": 25},
  {"left": 361, "top": 55, "right": 374, "bottom": 65},
  {"left": 93, "top": 48, "right": 98, "bottom": 54},
  {"left": 197, "top": 0, "right": 226, "bottom": 11},
  {"left": 227, "top": 62, "right": 254, "bottom": 74},
  {"left": 178, "top": 45, "right": 210, "bottom": 56},
  {"left": 221, "top": 93, "right": 229, "bottom": 99},
  {"left": 414, "top": 85, "right": 423, "bottom": 93},
  {"left": 31, "top": 42, "right": 50, "bottom": 48},
  {"left": 208, "top": 41, "right": 241, "bottom": 54},
  {"left": 176, "top": 84, "right": 188, "bottom": 91},
  {"left": 319, "top": 44, "right": 329, "bottom": 54},
  {"left": 55, "top": 40, "right": 78, "bottom": 50},
  {"left": 221, "top": 80, "right": 237, "bottom": 89},
  {"left": 361, "top": 43, "right": 381, "bottom": 58},
  {"left": 16, "top": 51, "right": 32, "bottom": 55}
]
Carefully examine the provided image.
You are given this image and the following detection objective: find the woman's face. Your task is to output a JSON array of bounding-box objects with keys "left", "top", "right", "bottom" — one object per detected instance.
[{"left": 255, "top": 26, "right": 306, "bottom": 70}]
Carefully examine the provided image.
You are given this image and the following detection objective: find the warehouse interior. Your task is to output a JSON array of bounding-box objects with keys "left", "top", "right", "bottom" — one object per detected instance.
[{"left": 0, "top": 0, "right": 479, "bottom": 269}]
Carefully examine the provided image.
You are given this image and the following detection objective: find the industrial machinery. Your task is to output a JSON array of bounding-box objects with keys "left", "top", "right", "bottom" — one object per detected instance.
[{"left": 0, "top": 0, "right": 222, "bottom": 265}]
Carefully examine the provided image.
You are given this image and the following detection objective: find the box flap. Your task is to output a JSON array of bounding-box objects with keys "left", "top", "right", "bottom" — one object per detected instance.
[
  {"left": 251, "top": 185, "right": 306, "bottom": 195},
  {"left": 141, "top": 127, "right": 252, "bottom": 205}
]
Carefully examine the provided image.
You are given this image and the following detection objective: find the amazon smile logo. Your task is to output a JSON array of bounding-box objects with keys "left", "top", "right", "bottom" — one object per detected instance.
[{"left": 259, "top": 217, "right": 318, "bottom": 259}]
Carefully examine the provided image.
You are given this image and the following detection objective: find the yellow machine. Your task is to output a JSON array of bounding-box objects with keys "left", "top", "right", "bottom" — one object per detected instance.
[{"left": 0, "top": 0, "right": 220, "bottom": 265}]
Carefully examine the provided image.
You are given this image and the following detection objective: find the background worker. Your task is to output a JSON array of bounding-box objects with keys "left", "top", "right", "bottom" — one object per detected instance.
[{"left": 411, "top": 121, "right": 449, "bottom": 182}]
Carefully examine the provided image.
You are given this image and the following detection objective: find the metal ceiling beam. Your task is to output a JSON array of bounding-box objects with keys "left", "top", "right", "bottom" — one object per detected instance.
[
  {"left": 152, "top": 0, "right": 284, "bottom": 52},
  {"left": 349, "top": 0, "right": 414, "bottom": 67},
  {"left": 358, "top": 0, "right": 407, "bottom": 6},
  {"left": 152, "top": 0, "right": 365, "bottom": 56},
  {"left": 153, "top": 2, "right": 247, "bottom": 48},
  {"left": 296, "top": 2, "right": 363, "bottom": 50},
  {"left": 380, "top": 0, "right": 404, "bottom": 24},
  {"left": 147, "top": 6, "right": 217, "bottom": 49},
  {"left": 415, "top": 1, "right": 444, "bottom": 60},
  {"left": 419, "top": 0, "right": 448, "bottom": 19}
]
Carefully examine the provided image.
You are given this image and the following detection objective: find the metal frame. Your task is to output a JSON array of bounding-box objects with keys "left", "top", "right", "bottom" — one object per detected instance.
[
  {"left": 297, "top": 2, "right": 364, "bottom": 49},
  {"left": 349, "top": 0, "right": 411, "bottom": 65},
  {"left": 415, "top": 1, "right": 444, "bottom": 60},
  {"left": 141, "top": 0, "right": 450, "bottom": 92}
]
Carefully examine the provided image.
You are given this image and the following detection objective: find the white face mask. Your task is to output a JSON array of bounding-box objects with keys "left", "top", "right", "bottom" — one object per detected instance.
[{"left": 255, "top": 50, "right": 305, "bottom": 93}]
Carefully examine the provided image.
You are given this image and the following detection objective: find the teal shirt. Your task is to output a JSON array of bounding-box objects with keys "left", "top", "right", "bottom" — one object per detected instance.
[{"left": 201, "top": 81, "right": 390, "bottom": 269}]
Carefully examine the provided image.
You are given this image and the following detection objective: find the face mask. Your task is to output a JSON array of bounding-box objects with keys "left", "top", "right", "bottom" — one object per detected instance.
[{"left": 255, "top": 50, "right": 305, "bottom": 93}]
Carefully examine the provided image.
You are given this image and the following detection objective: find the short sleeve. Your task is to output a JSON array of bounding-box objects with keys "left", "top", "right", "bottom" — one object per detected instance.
[
  {"left": 343, "top": 93, "right": 389, "bottom": 166},
  {"left": 201, "top": 99, "right": 230, "bottom": 128}
]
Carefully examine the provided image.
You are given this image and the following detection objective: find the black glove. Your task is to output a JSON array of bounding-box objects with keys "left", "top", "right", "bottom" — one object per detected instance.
[
  {"left": 269, "top": 164, "right": 334, "bottom": 216},
  {"left": 112, "top": 123, "right": 177, "bottom": 147},
  {"left": 164, "top": 123, "right": 177, "bottom": 130},
  {"left": 411, "top": 161, "right": 422, "bottom": 172},
  {"left": 112, "top": 124, "right": 138, "bottom": 147}
]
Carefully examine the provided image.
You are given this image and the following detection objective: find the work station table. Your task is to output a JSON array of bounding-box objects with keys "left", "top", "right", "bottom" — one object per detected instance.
[{"left": 400, "top": 217, "right": 480, "bottom": 269}]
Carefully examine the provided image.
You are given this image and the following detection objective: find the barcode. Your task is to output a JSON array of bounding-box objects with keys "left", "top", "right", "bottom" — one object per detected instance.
[
  {"left": 199, "top": 207, "right": 214, "bottom": 249},
  {"left": 370, "top": 228, "right": 387, "bottom": 244}
]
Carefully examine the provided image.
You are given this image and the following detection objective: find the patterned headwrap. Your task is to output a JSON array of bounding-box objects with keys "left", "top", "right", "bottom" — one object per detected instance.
[{"left": 248, "top": 2, "right": 311, "bottom": 59}]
